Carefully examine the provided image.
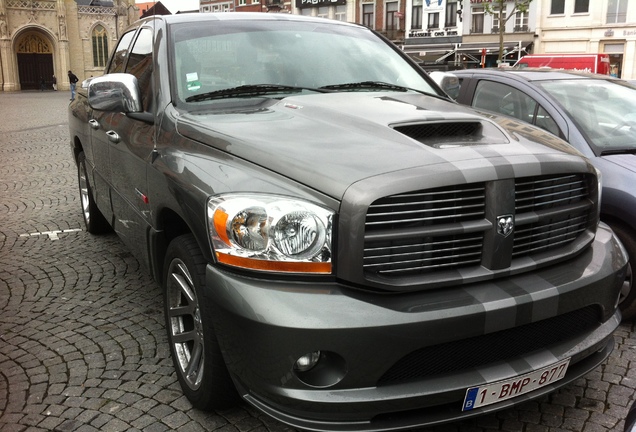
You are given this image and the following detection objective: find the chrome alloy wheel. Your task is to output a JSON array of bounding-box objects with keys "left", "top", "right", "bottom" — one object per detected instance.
[
  {"left": 166, "top": 259, "right": 205, "bottom": 391},
  {"left": 78, "top": 157, "right": 92, "bottom": 226}
]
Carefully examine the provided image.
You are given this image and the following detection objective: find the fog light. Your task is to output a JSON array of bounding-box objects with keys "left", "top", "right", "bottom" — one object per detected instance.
[
  {"left": 294, "top": 351, "right": 321, "bottom": 372},
  {"left": 293, "top": 351, "right": 347, "bottom": 388}
]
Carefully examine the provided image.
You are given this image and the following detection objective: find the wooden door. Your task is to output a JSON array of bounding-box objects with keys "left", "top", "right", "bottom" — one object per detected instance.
[{"left": 17, "top": 53, "right": 54, "bottom": 90}]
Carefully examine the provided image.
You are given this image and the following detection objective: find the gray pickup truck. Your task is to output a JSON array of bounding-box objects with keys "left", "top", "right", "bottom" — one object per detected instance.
[{"left": 69, "top": 12, "right": 627, "bottom": 431}]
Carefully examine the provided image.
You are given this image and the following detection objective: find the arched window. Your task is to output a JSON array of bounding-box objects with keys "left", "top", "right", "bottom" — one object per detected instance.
[{"left": 92, "top": 25, "right": 109, "bottom": 67}]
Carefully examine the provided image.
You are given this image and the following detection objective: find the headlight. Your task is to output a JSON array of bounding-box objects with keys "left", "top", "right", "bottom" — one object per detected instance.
[{"left": 208, "top": 194, "right": 333, "bottom": 273}]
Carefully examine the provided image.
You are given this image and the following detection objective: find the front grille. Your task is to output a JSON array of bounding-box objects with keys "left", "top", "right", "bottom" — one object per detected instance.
[
  {"left": 513, "top": 174, "right": 591, "bottom": 257},
  {"left": 364, "top": 184, "right": 486, "bottom": 275},
  {"left": 363, "top": 174, "right": 594, "bottom": 279},
  {"left": 377, "top": 306, "right": 601, "bottom": 385}
]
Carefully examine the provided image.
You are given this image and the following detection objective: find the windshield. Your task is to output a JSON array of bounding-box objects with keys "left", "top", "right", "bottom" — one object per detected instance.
[
  {"left": 169, "top": 19, "right": 439, "bottom": 105},
  {"left": 536, "top": 79, "right": 636, "bottom": 154}
]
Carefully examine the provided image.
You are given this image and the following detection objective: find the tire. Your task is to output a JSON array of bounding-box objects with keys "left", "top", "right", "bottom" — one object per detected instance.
[
  {"left": 77, "top": 152, "right": 110, "bottom": 234},
  {"left": 163, "top": 234, "right": 238, "bottom": 410},
  {"left": 609, "top": 223, "right": 636, "bottom": 320}
]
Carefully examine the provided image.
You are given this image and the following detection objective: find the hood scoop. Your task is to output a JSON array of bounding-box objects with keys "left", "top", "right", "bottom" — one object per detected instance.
[{"left": 393, "top": 120, "right": 509, "bottom": 148}]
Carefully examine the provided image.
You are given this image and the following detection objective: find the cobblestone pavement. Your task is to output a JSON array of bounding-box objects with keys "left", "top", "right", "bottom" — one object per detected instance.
[{"left": 1, "top": 90, "right": 635, "bottom": 432}]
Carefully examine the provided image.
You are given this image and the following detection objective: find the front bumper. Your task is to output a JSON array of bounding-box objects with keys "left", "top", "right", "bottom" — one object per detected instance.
[{"left": 204, "top": 223, "right": 627, "bottom": 431}]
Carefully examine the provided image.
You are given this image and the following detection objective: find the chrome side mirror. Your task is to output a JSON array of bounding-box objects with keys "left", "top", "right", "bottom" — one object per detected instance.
[
  {"left": 88, "top": 73, "right": 142, "bottom": 113},
  {"left": 429, "top": 71, "right": 460, "bottom": 100}
]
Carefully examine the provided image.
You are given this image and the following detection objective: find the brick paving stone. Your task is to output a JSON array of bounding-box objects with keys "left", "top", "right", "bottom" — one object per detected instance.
[
  {"left": 2, "top": 90, "right": 636, "bottom": 432},
  {"left": 162, "top": 410, "right": 191, "bottom": 429}
]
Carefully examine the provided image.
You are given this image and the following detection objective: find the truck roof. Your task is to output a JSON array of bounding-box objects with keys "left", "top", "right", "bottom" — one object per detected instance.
[{"left": 136, "top": 11, "right": 364, "bottom": 27}]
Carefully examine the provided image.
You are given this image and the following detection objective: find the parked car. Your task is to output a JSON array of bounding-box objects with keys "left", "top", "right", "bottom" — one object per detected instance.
[
  {"left": 433, "top": 68, "right": 636, "bottom": 319},
  {"left": 69, "top": 14, "right": 628, "bottom": 431}
]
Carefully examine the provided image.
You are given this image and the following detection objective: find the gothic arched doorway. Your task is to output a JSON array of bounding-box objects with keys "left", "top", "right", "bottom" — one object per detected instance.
[{"left": 16, "top": 32, "right": 54, "bottom": 90}]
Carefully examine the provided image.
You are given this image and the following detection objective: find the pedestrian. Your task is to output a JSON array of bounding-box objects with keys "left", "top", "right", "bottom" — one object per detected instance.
[
  {"left": 68, "top": 70, "right": 79, "bottom": 101},
  {"left": 52, "top": 75, "right": 57, "bottom": 91}
]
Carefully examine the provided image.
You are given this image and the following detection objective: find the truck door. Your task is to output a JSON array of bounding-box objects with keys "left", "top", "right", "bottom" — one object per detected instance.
[
  {"left": 102, "top": 27, "right": 156, "bottom": 268},
  {"left": 89, "top": 30, "right": 137, "bottom": 224}
]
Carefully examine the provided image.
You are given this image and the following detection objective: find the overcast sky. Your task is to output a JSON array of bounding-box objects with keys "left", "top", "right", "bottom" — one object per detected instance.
[{"left": 136, "top": 0, "right": 199, "bottom": 14}]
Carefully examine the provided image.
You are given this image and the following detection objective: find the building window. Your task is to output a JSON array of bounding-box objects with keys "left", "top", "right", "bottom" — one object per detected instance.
[
  {"left": 445, "top": 0, "right": 457, "bottom": 27},
  {"left": 607, "top": 0, "right": 627, "bottom": 23},
  {"left": 318, "top": 6, "right": 329, "bottom": 18},
  {"left": 335, "top": 5, "right": 347, "bottom": 21},
  {"left": 363, "top": 3, "right": 374, "bottom": 28},
  {"left": 550, "top": 0, "right": 565, "bottom": 15},
  {"left": 412, "top": 0, "right": 422, "bottom": 29},
  {"left": 92, "top": 25, "right": 109, "bottom": 68},
  {"left": 514, "top": 11, "right": 528, "bottom": 31},
  {"left": 492, "top": 6, "right": 506, "bottom": 33},
  {"left": 427, "top": 12, "right": 439, "bottom": 29},
  {"left": 238, "top": 0, "right": 246, "bottom": 5},
  {"left": 471, "top": 7, "right": 484, "bottom": 33},
  {"left": 574, "top": 0, "right": 589, "bottom": 13},
  {"left": 386, "top": 2, "right": 398, "bottom": 30}
]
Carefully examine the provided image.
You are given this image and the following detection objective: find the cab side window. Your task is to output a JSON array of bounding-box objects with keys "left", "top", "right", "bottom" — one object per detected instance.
[
  {"left": 535, "top": 106, "right": 560, "bottom": 136},
  {"left": 125, "top": 28, "right": 154, "bottom": 112},
  {"left": 107, "top": 30, "right": 136, "bottom": 74},
  {"left": 472, "top": 80, "right": 560, "bottom": 136}
]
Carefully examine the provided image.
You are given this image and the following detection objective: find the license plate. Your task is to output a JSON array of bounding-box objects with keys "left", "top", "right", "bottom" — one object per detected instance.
[{"left": 462, "top": 358, "right": 570, "bottom": 411}]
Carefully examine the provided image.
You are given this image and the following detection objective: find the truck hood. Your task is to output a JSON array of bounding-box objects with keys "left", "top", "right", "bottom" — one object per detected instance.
[{"left": 176, "top": 92, "right": 583, "bottom": 199}]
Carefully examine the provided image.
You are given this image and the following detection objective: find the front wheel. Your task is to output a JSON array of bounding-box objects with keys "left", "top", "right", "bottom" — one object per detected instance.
[
  {"left": 610, "top": 223, "right": 636, "bottom": 320},
  {"left": 163, "top": 234, "right": 238, "bottom": 410}
]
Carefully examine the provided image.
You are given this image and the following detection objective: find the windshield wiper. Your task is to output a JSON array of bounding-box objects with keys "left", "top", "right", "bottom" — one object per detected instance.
[
  {"left": 185, "top": 84, "right": 327, "bottom": 103},
  {"left": 600, "top": 148, "right": 636, "bottom": 156},
  {"left": 319, "top": 81, "right": 411, "bottom": 92}
]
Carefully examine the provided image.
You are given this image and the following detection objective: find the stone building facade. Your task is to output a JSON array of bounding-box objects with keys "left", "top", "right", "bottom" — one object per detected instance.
[{"left": 0, "top": 0, "right": 138, "bottom": 92}]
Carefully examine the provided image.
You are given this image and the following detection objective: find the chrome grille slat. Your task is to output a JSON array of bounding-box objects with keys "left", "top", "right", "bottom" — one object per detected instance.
[
  {"left": 515, "top": 174, "right": 580, "bottom": 188},
  {"left": 513, "top": 215, "right": 588, "bottom": 240},
  {"left": 373, "top": 257, "right": 483, "bottom": 274},
  {"left": 364, "top": 246, "right": 482, "bottom": 265},
  {"left": 364, "top": 251, "right": 483, "bottom": 269},
  {"left": 515, "top": 189, "right": 587, "bottom": 211},
  {"left": 371, "top": 188, "right": 485, "bottom": 204},
  {"left": 365, "top": 209, "right": 486, "bottom": 226},
  {"left": 512, "top": 233, "right": 586, "bottom": 256},
  {"left": 364, "top": 235, "right": 484, "bottom": 254}
]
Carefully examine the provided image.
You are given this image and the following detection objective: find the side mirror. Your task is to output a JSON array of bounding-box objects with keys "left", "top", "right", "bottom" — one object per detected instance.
[
  {"left": 88, "top": 73, "right": 142, "bottom": 113},
  {"left": 429, "top": 71, "right": 460, "bottom": 100}
]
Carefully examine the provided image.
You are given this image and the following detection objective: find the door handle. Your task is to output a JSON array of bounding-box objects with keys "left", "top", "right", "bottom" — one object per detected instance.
[
  {"left": 88, "top": 119, "right": 99, "bottom": 130},
  {"left": 106, "top": 130, "right": 121, "bottom": 143}
]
